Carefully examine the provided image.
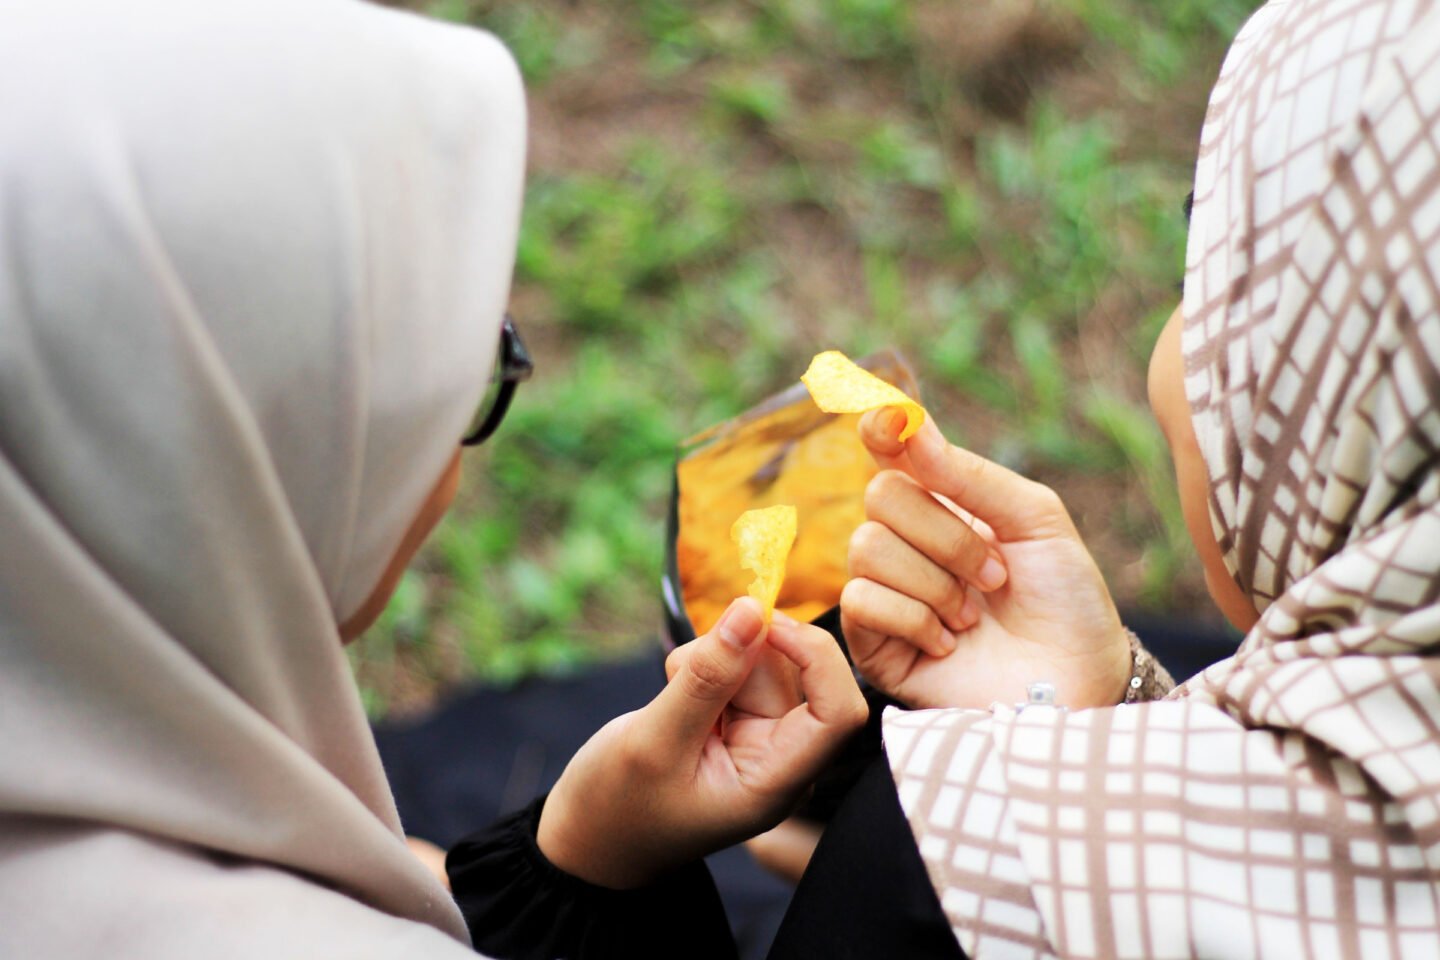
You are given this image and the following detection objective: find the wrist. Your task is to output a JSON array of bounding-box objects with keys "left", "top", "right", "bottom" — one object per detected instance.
[
  {"left": 1112, "top": 628, "right": 1137, "bottom": 705},
  {"left": 1078, "top": 623, "right": 1135, "bottom": 708},
  {"left": 534, "top": 792, "right": 604, "bottom": 886},
  {"left": 536, "top": 791, "right": 655, "bottom": 890}
]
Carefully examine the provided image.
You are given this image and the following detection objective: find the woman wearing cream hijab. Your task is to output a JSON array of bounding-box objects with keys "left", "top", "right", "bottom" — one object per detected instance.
[
  {"left": 0, "top": 0, "right": 525, "bottom": 953},
  {"left": 0, "top": 2, "right": 866, "bottom": 957}
]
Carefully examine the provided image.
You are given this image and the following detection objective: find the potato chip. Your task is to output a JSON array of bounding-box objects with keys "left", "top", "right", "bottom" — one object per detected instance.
[
  {"left": 730, "top": 505, "right": 798, "bottom": 623},
  {"left": 801, "top": 350, "right": 925, "bottom": 441}
]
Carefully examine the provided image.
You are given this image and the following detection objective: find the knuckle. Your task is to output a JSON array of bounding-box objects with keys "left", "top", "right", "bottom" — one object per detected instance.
[
  {"left": 848, "top": 521, "right": 887, "bottom": 574},
  {"left": 628, "top": 742, "right": 667, "bottom": 779},
  {"left": 839, "top": 610, "right": 880, "bottom": 661},
  {"left": 1030, "top": 480, "right": 1064, "bottom": 515},
  {"left": 864, "top": 470, "right": 908, "bottom": 518},
  {"left": 681, "top": 651, "right": 734, "bottom": 702},
  {"left": 897, "top": 601, "right": 931, "bottom": 639},
  {"left": 939, "top": 524, "right": 983, "bottom": 573},
  {"left": 840, "top": 578, "right": 872, "bottom": 616},
  {"left": 617, "top": 724, "right": 664, "bottom": 777},
  {"left": 664, "top": 645, "right": 686, "bottom": 681},
  {"left": 847, "top": 691, "right": 871, "bottom": 729},
  {"left": 968, "top": 453, "right": 992, "bottom": 487}
]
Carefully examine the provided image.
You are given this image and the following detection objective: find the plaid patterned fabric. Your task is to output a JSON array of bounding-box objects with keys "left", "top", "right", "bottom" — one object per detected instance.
[{"left": 886, "top": 1, "right": 1440, "bottom": 956}]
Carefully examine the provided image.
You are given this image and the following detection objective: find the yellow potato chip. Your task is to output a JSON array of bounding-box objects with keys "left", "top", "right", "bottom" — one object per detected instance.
[
  {"left": 730, "top": 505, "right": 798, "bottom": 623},
  {"left": 801, "top": 350, "right": 926, "bottom": 441}
]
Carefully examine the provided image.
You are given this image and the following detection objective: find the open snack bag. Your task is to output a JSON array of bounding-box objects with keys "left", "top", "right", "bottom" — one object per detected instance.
[{"left": 662, "top": 349, "right": 921, "bottom": 647}]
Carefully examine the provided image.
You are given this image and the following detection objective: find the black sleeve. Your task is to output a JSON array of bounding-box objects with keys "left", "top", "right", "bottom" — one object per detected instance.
[
  {"left": 446, "top": 794, "right": 737, "bottom": 960},
  {"left": 767, "top": 751, "right": 967, "bottom": 960}
]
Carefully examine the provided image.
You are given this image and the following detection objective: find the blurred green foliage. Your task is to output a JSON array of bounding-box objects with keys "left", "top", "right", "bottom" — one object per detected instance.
[{"left": 353, "top": 0, "right": 1256, "bottom": 716}]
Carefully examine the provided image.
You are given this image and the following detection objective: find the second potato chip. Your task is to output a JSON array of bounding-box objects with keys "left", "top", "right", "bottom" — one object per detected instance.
[{"left": 730, "top": 505, "right": 798, "bottom": 623}]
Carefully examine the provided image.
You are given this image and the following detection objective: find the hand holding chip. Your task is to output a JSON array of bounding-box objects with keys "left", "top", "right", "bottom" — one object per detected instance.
[
  {"left": 537, "top": 597, "right": 866, "bottom": 890},
  {"left": 840, "top": 409, "right": 1133, "bottom": 710}
]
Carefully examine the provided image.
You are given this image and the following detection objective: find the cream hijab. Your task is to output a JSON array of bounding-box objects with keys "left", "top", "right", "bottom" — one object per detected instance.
[
  {"left": 0, "top": 2, "right": 523, "bottom": 956},
  {"left": 886, "top": 0, "right": 1440, "bottom": 956}
]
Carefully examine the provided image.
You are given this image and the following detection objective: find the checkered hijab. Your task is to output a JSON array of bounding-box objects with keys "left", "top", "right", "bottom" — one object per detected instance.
[{"left": 885, "top": 0, "right": 1440, "bottom": 956}]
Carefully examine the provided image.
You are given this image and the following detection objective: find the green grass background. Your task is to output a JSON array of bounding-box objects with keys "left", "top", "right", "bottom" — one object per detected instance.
[{"left": 353, "top": 0, "right": 1258, "bottom": 717}]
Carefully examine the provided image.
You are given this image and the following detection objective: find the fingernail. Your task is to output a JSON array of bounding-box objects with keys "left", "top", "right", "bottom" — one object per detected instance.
[
  {"left": 978, "top": 556, "right": 1007, "bottom": 591},
  {"left": 717, "top": 600, "right": 764, "bottom": 650},
  {"left": 959, "top": 594, "right": 980, "bottom": 627},
  {"left": 771, "top": 609, "right": 797, "bottom": 626},
  {"left": 879, "top": 407, "right": 906, "bottom": 439}
]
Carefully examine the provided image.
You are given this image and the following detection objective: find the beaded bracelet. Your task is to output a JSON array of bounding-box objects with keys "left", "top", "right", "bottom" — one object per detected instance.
[{"left": 1122, "top": 627, "right": 1176, "bottom": 704}]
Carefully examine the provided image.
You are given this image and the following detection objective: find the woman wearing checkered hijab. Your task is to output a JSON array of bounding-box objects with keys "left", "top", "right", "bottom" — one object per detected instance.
[{"left": 830, "top": 0, "right": 1440, "bottom": 955}]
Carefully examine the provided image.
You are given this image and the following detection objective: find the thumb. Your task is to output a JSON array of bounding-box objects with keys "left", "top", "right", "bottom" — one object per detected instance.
[
  {"left": 647, "top": 598, "right": 768, "bottom": 752},
  {"left": 904, "top": 418, "right": 1067, "bottom": 541}
]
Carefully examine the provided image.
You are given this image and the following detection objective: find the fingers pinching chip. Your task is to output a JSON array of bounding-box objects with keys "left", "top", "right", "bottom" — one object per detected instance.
[
  {"left": 801, "top": 350, "right": 926, "bottom": 441},
  {"left": 731, "top": 505, "right": 798, "bottom": 623}
]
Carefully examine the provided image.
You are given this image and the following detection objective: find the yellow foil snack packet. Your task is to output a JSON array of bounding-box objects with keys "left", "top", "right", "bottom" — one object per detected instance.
[
  {"left": 674, "top": 349, "right": 919, "bottom": 637},
  {"left": 730, "top": 505, "right": 798, "bottom": 623},
  {"left": 676, "top": 402, "right": 872, "bottom": 635},
  {"left": 801, "top": 350, "right": 926, "bottom": 441}
]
